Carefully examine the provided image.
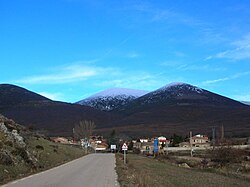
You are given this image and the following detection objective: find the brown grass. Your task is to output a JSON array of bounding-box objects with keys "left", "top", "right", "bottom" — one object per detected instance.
[
  {"left": 116, "top": 153, "right": 250, "bottom": 187},
  {"left": 0, "top": 137, "right": 85, "bottom": 185}
]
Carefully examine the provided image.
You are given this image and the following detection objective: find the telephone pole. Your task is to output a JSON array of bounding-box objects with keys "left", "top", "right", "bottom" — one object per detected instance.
[
  {"left": 190, "top": 131, "right": 193, "bottom": 157},
  {"left": 221, "top": 124, "right": 224, "bottom": 140},
  {"left": 212, "top": 127, "right": 216, "bottom": 150}
]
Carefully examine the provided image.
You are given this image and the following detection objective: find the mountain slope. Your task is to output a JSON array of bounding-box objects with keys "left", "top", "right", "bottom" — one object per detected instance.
[
  {"left": 1, "top": 83, "right": 250, "bottom": 137},
  {"left": 117, "top": 82, "right": 243, "bottom": 113},
  {"left": 76, "top": 88, "right": 148, "bottom": 111},
  {"left": 0, "top": 84, "right": 118, "bottom": 136},
  {"left": 106, "top": 83, "right": 250, "bottom": 137},
  {"left": 0, "top": 84, "right": 50, "bottom": 107}
]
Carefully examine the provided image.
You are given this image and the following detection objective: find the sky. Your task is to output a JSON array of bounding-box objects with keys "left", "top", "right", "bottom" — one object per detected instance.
[{"left": 1, "top": 0, "right": 250, "bottom": 103}]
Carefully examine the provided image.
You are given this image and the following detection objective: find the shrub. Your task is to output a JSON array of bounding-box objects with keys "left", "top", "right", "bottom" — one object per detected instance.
[
  {"left": 133, "top": 148, "right": 141, "bottom": 154},
  {"left": 5, "top": 140, "right": 13, "bottom": 147},
  {"left": 0, "top": 151, "right": 13, "bottom": 165},
  {"left": 209, "top": 146, "right": 243, "bottom": 166},
  {"left": 35, "top": 145, "right": 44, "bottom": 150}
]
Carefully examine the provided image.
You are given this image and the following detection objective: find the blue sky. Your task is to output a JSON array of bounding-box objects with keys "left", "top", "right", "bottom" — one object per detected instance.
[{"left": 1, "top": 0, "right": 250, "bottom": 102}]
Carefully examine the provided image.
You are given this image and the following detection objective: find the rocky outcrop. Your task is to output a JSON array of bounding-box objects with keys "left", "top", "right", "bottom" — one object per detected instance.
[{"left": 0, "top": 114, "right": 38, "bottom": 167}]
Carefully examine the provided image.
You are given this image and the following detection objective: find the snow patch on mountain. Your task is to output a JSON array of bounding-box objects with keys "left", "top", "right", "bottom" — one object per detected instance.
[
  {"left": 155, "top": 82, "right": 204, "bottom": 94},
  {"left": 86, "top": 88, "right": 149, "bottom": 99},
  {"left": 76, "top": 88, "right": 149, "bottom": 111},
  {"left": 241, "top": 101, "right": 250, "bottom": 105}
]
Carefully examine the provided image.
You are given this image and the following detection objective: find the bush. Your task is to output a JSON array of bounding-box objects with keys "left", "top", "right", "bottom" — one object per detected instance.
[
  {"left": 209, "top": 146, "right": 243, "bottom": 166},
  {"left": 35, "top": 145, "right": 44, "bottom": 150},
  {"left": 0, "top": 151, "right": 13, "bottom": 165},
  {"left": 5, "top": 140, "right": 13, "bottom": 147},
  {"left": 133, "top": 148, "right": 141, "bottom": 154}
]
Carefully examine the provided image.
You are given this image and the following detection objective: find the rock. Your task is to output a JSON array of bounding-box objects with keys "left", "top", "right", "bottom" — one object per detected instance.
[
  {"left": 244, "top": 163, "right": 250, "bottom": 171},
  {"left": 0, "top": 151, "right": 14, "bottom": 165},
  {"left": 11, "top": 129, "right": 26, "bottom": 147},
  {"left": 0, "top": 122, "right": 26, "bottom": 148},
  {"left": 244, "top": 156, "right": 250, "bottom": 161},
  {"left": 179, "top": 163, "right": 190, "bottom": 168},
  {"left": 0, "top": 122, "right": 8, "bottom": 133}
]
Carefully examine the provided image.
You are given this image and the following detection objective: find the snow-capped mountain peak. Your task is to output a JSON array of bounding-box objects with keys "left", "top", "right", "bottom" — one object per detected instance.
[
  {"left": 87, "top": 88, "right": 148, "bottom": 99},
  {"left": 76, "top": 88, "right": 149, "bottom": 111},
  {"left": 155, "top": 82, "right": 204, "bottom": 94}
]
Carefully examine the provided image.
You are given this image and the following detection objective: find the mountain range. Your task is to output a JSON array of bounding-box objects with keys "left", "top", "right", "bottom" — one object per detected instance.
[
  {"left": 0, "top": 84, "right": 117, "bottom": 136},
  {"left": 0, "top": 83, "right": 250, "bottom": 137}
]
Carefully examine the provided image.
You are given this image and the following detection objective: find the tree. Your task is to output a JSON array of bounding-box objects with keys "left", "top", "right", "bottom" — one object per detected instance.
[
  {"left": 171, "top": 134, "right": 183, "bottom": 147},
  {"left": 107, "top": 129, "right": 118, "bottom": 146},
  {"left": 73, "top": 120, "right": 95, "bottom": 140}
]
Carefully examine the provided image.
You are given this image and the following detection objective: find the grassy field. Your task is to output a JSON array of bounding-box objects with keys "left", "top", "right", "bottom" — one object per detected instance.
[
  {"left": 0, "top": 137, "right": 85, "bottom": 185},
  {"left": 116, "top": 153, "right": 250, "bottom": 187}
]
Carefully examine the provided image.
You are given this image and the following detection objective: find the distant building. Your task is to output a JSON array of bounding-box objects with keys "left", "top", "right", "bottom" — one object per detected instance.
[
  {"left": 89, "top": 135, "right": 108, "bottom": 151},
  {"left": 95, "top": 142, "right": 109, "bottom": 151},
  {"left": 139, "top": 138, "right": 149, "bottom": 143},
  {"left": 158, "top": 136, "right": 170, "bottom": 153},
  {"left": 133, "top": 141, "right": 154, "bottom": 155},
  {"left": 179, "top": 134, "right": 210, "bottom": 147},
  {"left": 133, "top": 136, "right": 170, "bottom": 155},
  {"left": 190, "top": 134, "right": 210, "bottom": 147}
]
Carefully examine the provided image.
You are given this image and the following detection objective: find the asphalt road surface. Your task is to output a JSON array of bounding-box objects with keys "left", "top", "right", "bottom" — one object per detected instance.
[{"left": 3, "top": 153, "right": 119, "bottom": 187}]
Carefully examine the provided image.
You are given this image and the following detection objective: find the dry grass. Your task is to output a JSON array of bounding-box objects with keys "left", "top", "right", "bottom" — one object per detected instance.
[
  {"left": 0, "top": 137, "right": 85, "bottom": 185},
  {"left": 116, "top": 153, "right": 250, "bottom": 187}
]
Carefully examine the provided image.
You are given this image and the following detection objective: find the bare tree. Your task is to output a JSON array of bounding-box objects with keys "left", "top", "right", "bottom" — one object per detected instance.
[{"left": 73, "top": 120, "right": 96, "bottom": 140}]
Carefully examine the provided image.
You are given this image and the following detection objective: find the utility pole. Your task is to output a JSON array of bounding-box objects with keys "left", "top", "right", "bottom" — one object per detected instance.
[
  {"left": 221, "top": 124, "right": 224, "bottom": 140},
  {"left": 190, "top": 131, "right": 193, "bottom": 157},
  {"left": 72, "top": 128, "right": 75, "bottom": 142},
  {"left": 212, "top": 127, "right": 216, "bottom": 150}
]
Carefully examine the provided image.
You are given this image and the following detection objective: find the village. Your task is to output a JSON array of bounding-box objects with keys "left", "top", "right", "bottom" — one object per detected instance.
[{"left": 50, "top": 130, "right": 250, "bottom": 156}]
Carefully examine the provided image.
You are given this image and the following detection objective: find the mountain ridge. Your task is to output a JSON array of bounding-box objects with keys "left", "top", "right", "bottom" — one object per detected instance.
[
  {"left": 0, "top": 84, "right": 118, "bottom": 136},
  {"left": 0, "top": 83, "right": 250, "bottom": 137},
  {"left": 76, "top": 87, "right": 149, "bottom": 111}
]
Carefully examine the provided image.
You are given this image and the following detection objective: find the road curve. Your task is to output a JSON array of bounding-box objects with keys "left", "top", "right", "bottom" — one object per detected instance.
[{"left": 2, "top": 153, "right": 119, "bottom": 187}]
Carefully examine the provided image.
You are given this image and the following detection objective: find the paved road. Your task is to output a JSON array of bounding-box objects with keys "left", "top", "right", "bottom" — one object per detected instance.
[{"left": 3, "top": 153, "right": 119, "bottom": 187}]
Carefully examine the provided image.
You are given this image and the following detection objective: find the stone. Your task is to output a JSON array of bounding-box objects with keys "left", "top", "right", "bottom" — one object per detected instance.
[{"left": 179, "top": 163, "right": 190, "bottom": 168}]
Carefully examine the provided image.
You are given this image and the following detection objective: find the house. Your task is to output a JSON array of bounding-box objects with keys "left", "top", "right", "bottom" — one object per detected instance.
[
  {"left": 158, "top": 136, "right": 170, "bottom": 153},
  {"left": 95, "top": 142, "right": 109, "bottom": 151},
  {"left": 139, "top": 138, "right": 149, "bottom": 143},
  {"left": 179, "top": 134, "right": 210, "bottom": 147},
  {"left": 158, "top": 136, "right": 170, "bottom": 147},
  {"left": 89, "top": 135, "right": 108, "bottom": 151},
  {"left": 190, "top": 134, "right": 210, "bottom": 147}
]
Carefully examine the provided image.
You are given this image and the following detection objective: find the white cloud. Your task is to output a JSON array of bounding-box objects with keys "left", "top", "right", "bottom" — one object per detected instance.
[
  {"left": 14, "top": 59, "right": 187, "bottom": 93},
  {"left": 181, "top": 65, "right": 226, "bottom": 72},
  {"left": 15, "top": 64, "right": 117, "bottom": 84},
  {"left": 14, "top": 62, "right": 169, "bottom": 91},
  {"left": 161, "top": 61, "right": 225, "bottom": 72},
  {"left": 38, "top": 92, "right": 64, "bottom": 101},
  {"left": 206, "top": 34, "right": 250, "bottom": 60},
  {"left": 96, "top": 72, "right": 167, "bottom": 91},
  {"left": 127, "top": 52, "right": 140, "bottom": 58},
  {"left": 233, "top": 94, "right": 250, "bottom": 101},
  {"left": 202, "top": 71, "right": 250, "bottom": 85}
]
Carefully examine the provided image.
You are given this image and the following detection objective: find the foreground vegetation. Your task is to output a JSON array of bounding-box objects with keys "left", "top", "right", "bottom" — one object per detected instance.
[
  {"left": 116, "top": 153, "right": 250, "bottom": 187},
  {"left": 0, "top": 114, "right": 85, "bottom": 185},
  {"left": 0, "top": 136, "right": 85, "bottom": 185}
]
